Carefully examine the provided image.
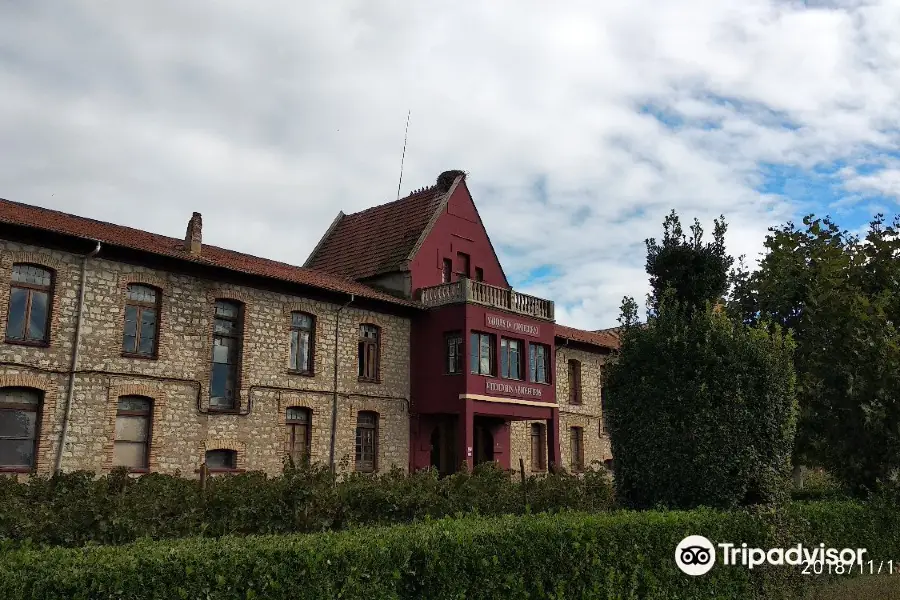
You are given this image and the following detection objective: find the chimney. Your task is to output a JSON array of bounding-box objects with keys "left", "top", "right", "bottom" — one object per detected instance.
[{"left": 185, "top": 212, "right": 202, "bottom": 256}]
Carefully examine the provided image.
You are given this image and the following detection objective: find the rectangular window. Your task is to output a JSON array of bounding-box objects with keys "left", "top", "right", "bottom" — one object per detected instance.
[
  {"left": 442, "top": 258, "right": 453, "bottom": 283},
  {"left": 570, "top": 427, "right": 585, "bottom": 472},
  {"left": 474, "top": 267, "right": 484, "bottom": 282},
  {"left": 358, "top": 324, "right": 380, "bottom": 382},
  {"left": 285, "top": 407, "right": 311, "bottom": 466},
  {"left": 445, "top": 333, "right": 463, "bottom": 374},
  {"left": 568, "top": 360, "right": 582, "bottom": 405},
  {"left": 205, "top": 449, "right": 237, "bottom": 471},
  {"left": 457, "top": 252, "right": 470, "bottom": 278},
  {"left": 0, "top": 387, "right": 41, "bottom": 470},
  {"left": 210, "top": 300, "right": 242, "bottom": 410},
  {"left": 113, "top": 396, "right": 151, "bottom": 470},
  {"left": 500, "top": 338, "right": 522, "bottom": 380},
  {"left": 529, "top": 343, "right": 550, "bottom": 383},
  {"left": 289, "top": 312, "right": 315, "bottom": 374},
  {"left": 530, "top": 423, "right": 546, "bottom": 471},
  {"left": 122, "top": 284, "right": 159, "bottom": 357},
  {"left": 355, "top": 411, "right": 378, "bottom": 472},
  {"left": 469, "top": 332, "right": 495, "bottom": 375},
  {"left": 6, "top": 264, "right": 53, "bottom": 344}
]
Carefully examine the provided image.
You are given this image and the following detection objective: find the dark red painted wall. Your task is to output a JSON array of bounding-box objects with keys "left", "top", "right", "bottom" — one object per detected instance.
[
  {"left": 410, "top": 304, "right": 467, "bottom": 415},
  {"left": 464, "top": 304, "right": 556, "bottom": 408},
  {"left": 409, "top": 181, "right": 509, "bottom": 294}
]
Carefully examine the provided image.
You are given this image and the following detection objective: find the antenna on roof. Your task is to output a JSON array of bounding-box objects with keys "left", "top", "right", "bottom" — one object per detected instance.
[{"left": 396, "top": 110, "right": 411, "bottom": 201}]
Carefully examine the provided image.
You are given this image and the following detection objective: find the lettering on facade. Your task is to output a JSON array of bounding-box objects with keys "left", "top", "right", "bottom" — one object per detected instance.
[
  {"left": 484, "top": 313, "right": 540, "bottom": 337},
  {"left": 486, "top": 380, "right": 543, "bottom": 398}
]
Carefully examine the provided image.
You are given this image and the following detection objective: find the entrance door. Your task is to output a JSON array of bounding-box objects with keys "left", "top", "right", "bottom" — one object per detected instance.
[
  {"left": 429, "top": 418, "right": 457, "bottom": 476},
  {"left": 473, "top": 422, "right": 495, "bottom": 465}
]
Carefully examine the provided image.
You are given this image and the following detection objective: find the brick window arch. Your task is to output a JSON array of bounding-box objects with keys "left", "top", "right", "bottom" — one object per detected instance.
[
  {"left": 6, "top": 264, "right": 54, "bottom": 345},
  {"left": 0, "top": 387, "right": 42, "bottom": 471}
]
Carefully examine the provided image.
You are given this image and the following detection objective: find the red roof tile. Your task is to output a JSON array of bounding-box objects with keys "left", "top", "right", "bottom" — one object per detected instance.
[
  {"left": 555, "top": 324, "right": 620, "bottom": 350},
  {"left": 305, "top": 185, "right": 447, "bottom": 281},
  {"left": 0, "top": 198, "right": 418, "bottom": 307}
]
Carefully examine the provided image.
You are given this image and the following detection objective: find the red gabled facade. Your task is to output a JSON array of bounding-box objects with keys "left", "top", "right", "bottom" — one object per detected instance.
[{"left": 309, "top": 170, "right": 563, "bottom": 472}]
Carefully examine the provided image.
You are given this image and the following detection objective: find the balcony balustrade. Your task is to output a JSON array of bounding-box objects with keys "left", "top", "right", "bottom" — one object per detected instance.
[{"left": 419, "top": 279, "right": 555, "bottom": 321}]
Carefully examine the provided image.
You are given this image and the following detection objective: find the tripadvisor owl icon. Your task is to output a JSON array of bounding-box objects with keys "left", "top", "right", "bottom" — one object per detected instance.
[{"left": 676, "top": 535, "right": 716, "bottom": 576}]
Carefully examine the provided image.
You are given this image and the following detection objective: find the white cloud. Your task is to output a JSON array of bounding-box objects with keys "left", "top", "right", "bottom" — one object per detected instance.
[{"left": 2, "top": 1, "right": 900, "bottom": 329}]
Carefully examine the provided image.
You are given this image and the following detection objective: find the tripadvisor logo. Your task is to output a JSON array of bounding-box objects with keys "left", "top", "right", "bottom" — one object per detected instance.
[
  {"left": 676, "top": 535, "right": 716, "bottom": 576},
  {"left": 675, "top": 536, "right": 869, "bottom": 576}
]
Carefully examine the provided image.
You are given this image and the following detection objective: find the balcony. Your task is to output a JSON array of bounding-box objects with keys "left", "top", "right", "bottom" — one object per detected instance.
[{"left": 419, "top": 279, "right": 555, "bottom": 321}]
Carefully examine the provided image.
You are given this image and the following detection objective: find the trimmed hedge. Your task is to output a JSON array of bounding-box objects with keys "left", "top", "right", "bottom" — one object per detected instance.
[
  {"left": 1, "top": 501, "right": 897, "bottom": 600},
  {"left": 0, "top": 462, "right": 614, "bottom": 548}
]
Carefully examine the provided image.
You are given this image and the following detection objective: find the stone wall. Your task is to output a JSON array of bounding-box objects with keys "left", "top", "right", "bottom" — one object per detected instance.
[
  {"left": 0, "top": 240, "right": 410, "bottom": 477},
  {"left": 510, "top": 345, "right": 612, "bottom": 476}
]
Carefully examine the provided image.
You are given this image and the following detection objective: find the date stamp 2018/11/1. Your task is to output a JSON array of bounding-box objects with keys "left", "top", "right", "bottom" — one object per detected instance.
[{"left": 801, "top": 559, "right": 898, "bottom": 576}]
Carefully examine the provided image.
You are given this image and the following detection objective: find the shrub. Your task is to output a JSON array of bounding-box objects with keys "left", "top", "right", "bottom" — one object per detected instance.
[
  {"left": 0, "top": 500, "right": 895, "bottom": 600},
  {"left": 605, "top": 299, "right": 797, "bottom": 510},
  {"left": 0, "top": 461, "right": 614, "bottom": 549}
]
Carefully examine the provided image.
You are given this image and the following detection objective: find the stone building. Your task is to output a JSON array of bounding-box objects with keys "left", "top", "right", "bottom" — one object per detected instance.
[{"left": 0, "top": 170, "right": 617, "bottom": 479}]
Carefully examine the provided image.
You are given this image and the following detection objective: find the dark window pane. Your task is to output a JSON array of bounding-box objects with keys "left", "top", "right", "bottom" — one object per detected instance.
[
  {"left": 214, "top": 301, "right": 239, "bottom": 319},
  {"left": 286, "top": 407, "right": 309, "bottom": 423},
  {"left": 122, "top": 305, "right": 138, "bottom": 352},
  {"left": 210, "top": 363, "right": 233, "bottom": 401},
  {"left": 117, "top": 396, "right": 151, "bottom": 412},
  {"left": 0, "top": 389, "right": 40, "bottom": 407},
  {"left": 138, "top": 309, "right": 156, "bottom": 354},
  {"left": 212, "top": 337, "right": 235, "bottom": 364},
  {"left": 291, "top": 312, "right": 312, "bottom": 329},
  {"left": 6, "top": 288, "right": 27, "bottom": 340},
  {"left": 0, "top": 439, "right": 34, "bottom": 468},
  {"left": 26, "top": 291, "right": 48, "bottom": 341},
  {"left": 0, "top": 409, "right": 36, "bottom": 438},
  {"left": 289, "top": 330, "right": 299, "bottom": 369},
  {"left": 214, "top": 318, "right": 235, "bottom": 335},
  {"left": 205, "top": 449, "right": 236, "bottom": 469}
]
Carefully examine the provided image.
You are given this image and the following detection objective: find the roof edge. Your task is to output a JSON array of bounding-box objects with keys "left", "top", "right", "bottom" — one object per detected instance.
[
  {"left": 403, "top": 174, "right": 463, "bottom": 264},
  {"left": 303, "top": 211, "right": 345, "bottom": 268}
]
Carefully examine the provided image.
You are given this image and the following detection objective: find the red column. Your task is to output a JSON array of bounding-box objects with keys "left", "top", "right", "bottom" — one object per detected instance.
[
  {"left": 459, "top": 398, "right": 475, "bottom": 471},
  {"left": 547, "top": 407, "right": 561, "bottom": 472}
]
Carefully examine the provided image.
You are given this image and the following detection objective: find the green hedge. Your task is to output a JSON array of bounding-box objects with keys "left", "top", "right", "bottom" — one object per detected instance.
[
  {"left": 1, "top": 500, "right": 897, "bottom": 600},
  {"left": 0, "top": 462, "right": 614, "bottom": 548}
]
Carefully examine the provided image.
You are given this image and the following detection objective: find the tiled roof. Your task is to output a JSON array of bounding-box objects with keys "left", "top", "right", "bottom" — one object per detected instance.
[
  {"left": 555, "top": 324, "right": 620, "bottom": 350},
  {"left": 305, "top": 185, "right": 447, "bottom": 281},
  {"left": 0, "top": 198, "right": 419, "bottom": 307}
]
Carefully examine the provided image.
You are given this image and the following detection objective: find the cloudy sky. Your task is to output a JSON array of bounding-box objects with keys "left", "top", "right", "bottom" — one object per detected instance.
[{"left": 2, "top": 1, "right": 900, "bottom": 330}]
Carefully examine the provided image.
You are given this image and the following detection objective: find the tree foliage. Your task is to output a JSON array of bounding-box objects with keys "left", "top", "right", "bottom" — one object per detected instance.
[
  {"left": 605, "top": 297, "right": 797, "bottom": 510},
  {"left": 645, "top": 210, "right": 733, "bottom": 314},
  {"left": 729, "top": 214, "right": 900, "bottom": 496}
]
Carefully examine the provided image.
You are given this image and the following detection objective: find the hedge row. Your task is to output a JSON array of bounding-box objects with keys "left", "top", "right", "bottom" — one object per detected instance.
[
  {"left": 2, "top": 500, "right": 898, "bottom": 600},
  {"left": 0, "top": 462, "right": 614, "bottom": 548}
]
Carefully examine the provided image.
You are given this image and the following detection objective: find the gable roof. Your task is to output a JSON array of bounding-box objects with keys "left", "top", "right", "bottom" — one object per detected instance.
[
  {"left": 304, "top": 184, "right": 449, "bottom": 281},
  {"left": 0, "top": 198, "right": 419, "bottom": 308},
  {"left": 555, "top": 324, "right": 620, "bottom": 350}
]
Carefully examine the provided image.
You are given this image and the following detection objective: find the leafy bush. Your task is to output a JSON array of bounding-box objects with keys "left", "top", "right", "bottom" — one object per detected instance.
[
  {"left": 0, "top": 461, "right": 614, "bottom": 549},
  {"left": 1, "top": 500, "right": 896, "bottom": 600},
  {"left": 606, "top": 300, "right": 798, "bottom": 510}
]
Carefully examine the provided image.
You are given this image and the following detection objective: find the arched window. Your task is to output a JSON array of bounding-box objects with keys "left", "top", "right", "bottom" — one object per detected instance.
[
  {"left": 354, "top": 411, "right": 378, "bottom": 472},
  {"left": 289, "top": 312, "right": 315, "bottom": 374},
  {"left": 210, "top": 300, "right": 243, "bottom": 410},
  {"left": 122, "top": 284, "right": 160, "bottom": 357},
  {"left": 358, "top": 324, "right": 380, "bottom": 382},
  {"left": 0, "top": 387, "right": 41, "bottom": 471},
  {"left": 285, "top": 407, "right": 311, "bottom": 466},
  {"left": 113, "top": 396, "right": 152, "bottom": 471},
  {"left": 6, "top": 264, "right": 53, "bottom": 344}
]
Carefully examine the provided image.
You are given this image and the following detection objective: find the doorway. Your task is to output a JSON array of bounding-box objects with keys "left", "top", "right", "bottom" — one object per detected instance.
[
  {"left": 429, "top": 417, "right": 457, "bottom": 476},
  {"left": 473, "top": 417, "right": 496, "bottom": 465}
]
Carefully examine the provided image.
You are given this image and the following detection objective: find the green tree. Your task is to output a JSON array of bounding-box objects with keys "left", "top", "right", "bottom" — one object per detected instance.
[
  {"left": 729, "top": 214, "right": 900, "bottom": 496},
  {"left": 605, "top": 296, "right": 797, "bottom": 509},
  {"left": 645, "top": 210, "right": 733, "bottom": 314},
  {"left": 607, "top": 212, "right": 797, "bottom": 509}
]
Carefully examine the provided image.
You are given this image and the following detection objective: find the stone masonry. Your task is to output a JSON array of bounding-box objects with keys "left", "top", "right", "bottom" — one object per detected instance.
[
  {"left": 510, "top": 345, "right": 612, "bottom": 476},
  {"left": 0, "top": 239, "right": 410, "bottom": 477}
]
